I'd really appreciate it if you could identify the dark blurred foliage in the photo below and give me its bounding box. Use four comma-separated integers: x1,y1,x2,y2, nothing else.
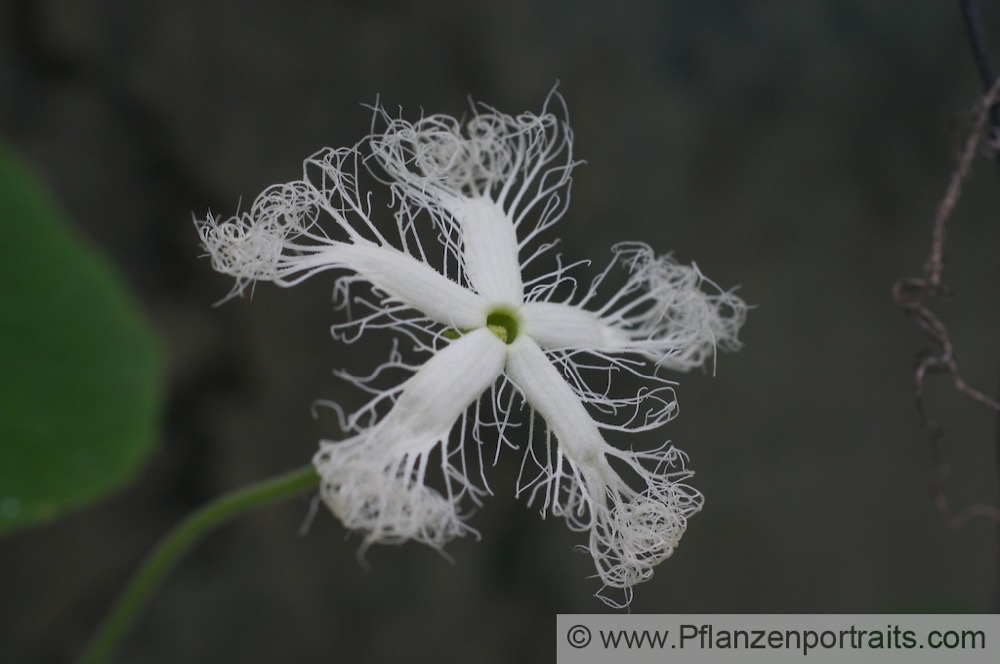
1,2,999,662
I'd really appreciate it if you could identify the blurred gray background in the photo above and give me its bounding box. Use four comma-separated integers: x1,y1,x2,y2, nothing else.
2,1,999,662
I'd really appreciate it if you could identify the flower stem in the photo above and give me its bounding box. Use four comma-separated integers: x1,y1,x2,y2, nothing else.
80,464,320,664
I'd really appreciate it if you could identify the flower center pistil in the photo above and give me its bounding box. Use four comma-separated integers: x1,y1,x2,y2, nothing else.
486,307,520,344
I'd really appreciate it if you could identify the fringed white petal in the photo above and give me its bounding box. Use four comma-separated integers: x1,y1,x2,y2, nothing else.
316,457,472,549
590,471,703,599
505,335,702,602
520,301,630,350
314,328,507,549
524,243,747,372
368,91,576,301
450,197,524,304
375,328,506,446
505,336,611,474
330,242,489,329
198,200,489,326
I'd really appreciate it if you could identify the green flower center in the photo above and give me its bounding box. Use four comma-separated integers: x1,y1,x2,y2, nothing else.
486,308,519,344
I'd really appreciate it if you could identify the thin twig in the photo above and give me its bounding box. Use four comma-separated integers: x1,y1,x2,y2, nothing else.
959,0,1000,173
891,76,1000,529
892,75,1000,410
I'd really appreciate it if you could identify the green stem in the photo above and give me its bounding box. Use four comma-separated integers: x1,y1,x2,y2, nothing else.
80,464,320,664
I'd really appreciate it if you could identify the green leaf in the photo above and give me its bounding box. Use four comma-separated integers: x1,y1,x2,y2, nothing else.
0,143,164,536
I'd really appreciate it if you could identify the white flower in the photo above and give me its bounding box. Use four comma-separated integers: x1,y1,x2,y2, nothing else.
197,91,746,606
